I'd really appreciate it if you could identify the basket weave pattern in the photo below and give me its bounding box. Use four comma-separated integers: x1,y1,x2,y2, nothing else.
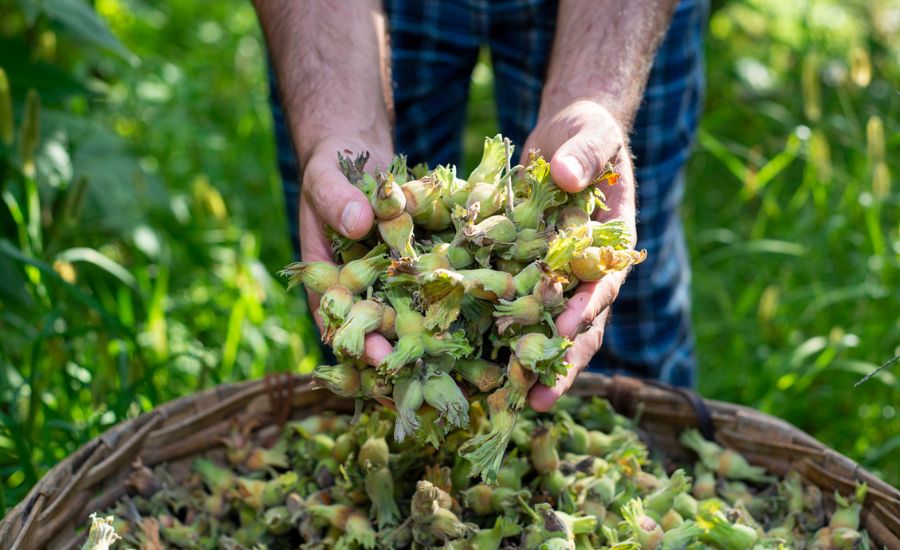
2,374,898,549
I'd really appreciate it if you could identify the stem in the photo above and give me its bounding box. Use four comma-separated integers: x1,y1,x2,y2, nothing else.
505,137,514,216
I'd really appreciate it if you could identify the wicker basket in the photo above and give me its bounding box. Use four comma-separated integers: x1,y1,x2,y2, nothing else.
2,373,898,549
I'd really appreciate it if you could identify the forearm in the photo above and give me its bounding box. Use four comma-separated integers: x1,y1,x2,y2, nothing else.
540,0,679,128
253,0,393,162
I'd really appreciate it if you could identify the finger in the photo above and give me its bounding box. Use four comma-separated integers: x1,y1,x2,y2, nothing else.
307,293,324,333
554,271,626,338
550,129,624,193
303,154,375,239
362,332,393,367
529,309,610,411
299,193,337,264
519,135,541,167
591,148,636,230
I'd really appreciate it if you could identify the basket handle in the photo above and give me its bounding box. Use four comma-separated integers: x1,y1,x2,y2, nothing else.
264,372,296,427
610,375,717,441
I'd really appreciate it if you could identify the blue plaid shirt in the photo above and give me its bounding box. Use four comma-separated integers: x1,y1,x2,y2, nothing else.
270,0,708,387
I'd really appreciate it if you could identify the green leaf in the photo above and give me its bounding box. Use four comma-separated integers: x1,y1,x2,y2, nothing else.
0,254,32,308
0,239,131,335
16,0,41,25
0,67,12,146
41,111,160,233
0,38,87,104
41,0,132,60
55,247,137,290
697,129,747,183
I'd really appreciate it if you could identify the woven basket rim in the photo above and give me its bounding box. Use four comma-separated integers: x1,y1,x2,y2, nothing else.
1,372,897,549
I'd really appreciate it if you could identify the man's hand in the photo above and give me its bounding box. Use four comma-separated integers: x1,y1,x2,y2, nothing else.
253,0,394,366
522,101,637,411
519,0,680,410
299,138,394,367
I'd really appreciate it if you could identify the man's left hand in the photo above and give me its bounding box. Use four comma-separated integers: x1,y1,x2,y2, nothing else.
521,99,638,411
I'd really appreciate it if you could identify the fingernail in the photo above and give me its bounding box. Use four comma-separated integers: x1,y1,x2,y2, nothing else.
560,155,584,185
341,202,363,235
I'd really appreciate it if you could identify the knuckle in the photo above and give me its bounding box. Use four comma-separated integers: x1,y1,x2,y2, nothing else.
574,135,613,172
302,157,334,194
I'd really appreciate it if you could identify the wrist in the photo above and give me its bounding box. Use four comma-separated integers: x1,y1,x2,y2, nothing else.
537,92,632,132
295,119,393,169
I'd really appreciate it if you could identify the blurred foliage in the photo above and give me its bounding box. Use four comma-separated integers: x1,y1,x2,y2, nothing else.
0,0,897,512
689,0,898,485
0,0,318,510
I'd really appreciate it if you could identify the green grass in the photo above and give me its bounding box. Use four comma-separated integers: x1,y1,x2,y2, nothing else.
0,0,897,512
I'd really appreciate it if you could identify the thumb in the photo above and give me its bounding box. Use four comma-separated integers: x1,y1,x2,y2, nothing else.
549,131,622,193
303,153,375,240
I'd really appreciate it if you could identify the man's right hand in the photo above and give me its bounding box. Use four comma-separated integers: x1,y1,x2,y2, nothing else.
253,1,394,365
299,137,394,367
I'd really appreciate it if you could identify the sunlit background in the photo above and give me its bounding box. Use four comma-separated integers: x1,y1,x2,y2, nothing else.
0,0,897,510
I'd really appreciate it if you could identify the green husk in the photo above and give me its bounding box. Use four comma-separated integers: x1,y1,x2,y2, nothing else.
365,464,401,528
424,199,453,231
505,355,539,411
645,469,692,518
389,153,411,184
555,205,591,232
465,135,512,220
435,164,469,209
339,244,391,294
544,225,592,273
532,262,568,312
379,212,417,258
513,333,573,386
468,135,510,187
308,504,377,549
453,358,505,392
459,387,519,484
496,455,531,490
531,424,561,474
423,371,470,430
569,246,647,282
697,510,759,550
360,368,392,398
622,498,665,550
402,175,442,222
589,219,633,249
660,519,704,549
507,228,553,262
393,375,425,443
514,261,543,296
680,429,774,483
463,215,517,247
372,171,408,220
422,330,473,358
830,483,867,530
280,261,340,294
318,284,355,343
468,516,522,550
511,153,566,230
92,382,873,550
311,363,361,397
263,506,292,535
459,268,515,301
379,333,426,376
81,514,121,550
493,294,544,334
332,299,389,358
419,268,466,330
